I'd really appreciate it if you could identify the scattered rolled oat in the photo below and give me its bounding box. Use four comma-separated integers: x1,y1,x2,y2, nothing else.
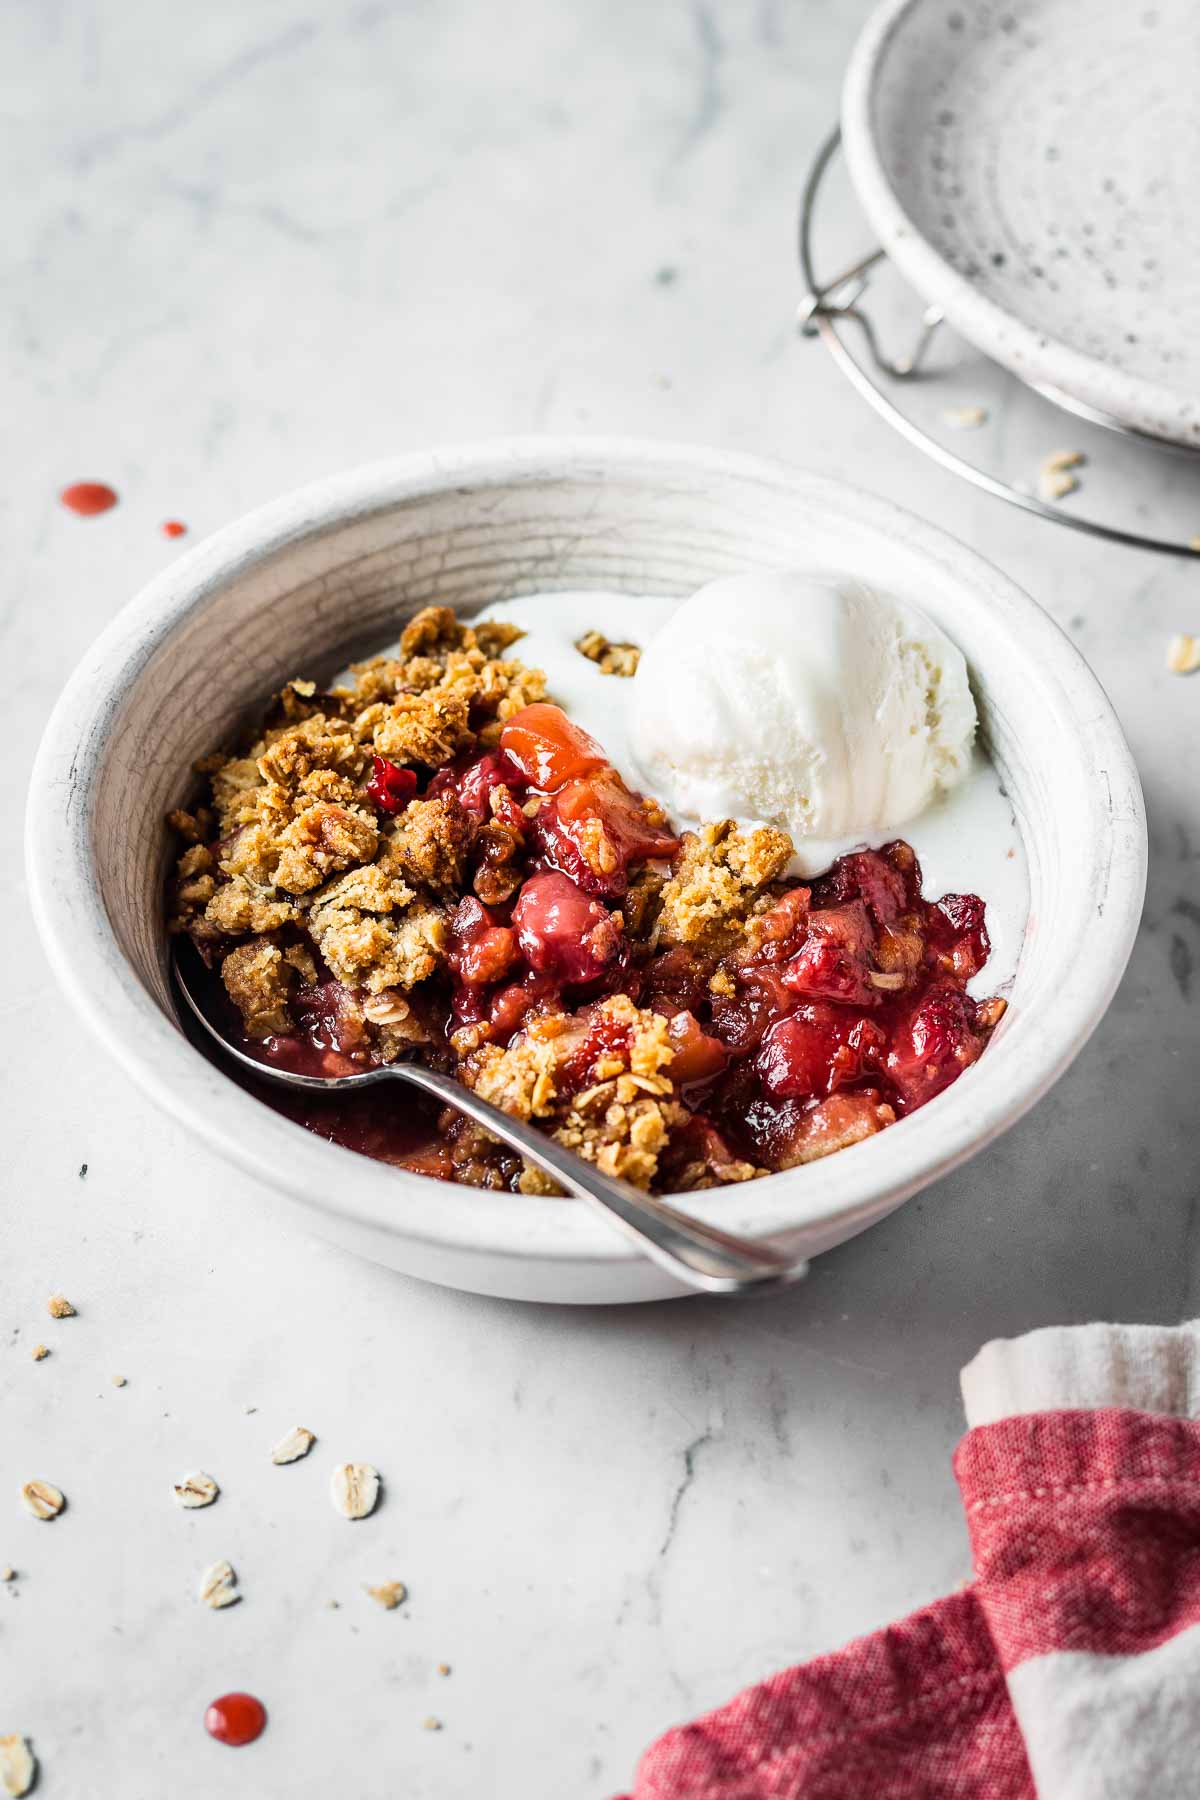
111,1375,127,1388
46,1295,76,1319
20,1480,65,1522
1038,466,1078,501
422,1717,443,1732
174,1472,219,1509
1,1567,15,1582
330,1463,380,1520
30,1345,49,1363
270,1425,316,1465
1036,449,1086,503
0,1736,35,1798
436,1662,452,1677
1167,633,1200,675
366,1580,407,1610
575,629,641,678
198,1558,241,1609
942,404,988,429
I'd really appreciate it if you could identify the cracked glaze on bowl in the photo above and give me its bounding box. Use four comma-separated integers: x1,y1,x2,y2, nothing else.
26,440,1146,1302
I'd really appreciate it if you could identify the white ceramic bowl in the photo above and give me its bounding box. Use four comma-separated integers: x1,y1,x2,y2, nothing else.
27,440,1145,1304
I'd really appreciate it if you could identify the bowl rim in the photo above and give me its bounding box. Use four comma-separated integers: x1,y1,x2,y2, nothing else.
26,435,1147,1271
840,0,1200,448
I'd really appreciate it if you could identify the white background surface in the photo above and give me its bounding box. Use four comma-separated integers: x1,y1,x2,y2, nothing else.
4,3,1198,1796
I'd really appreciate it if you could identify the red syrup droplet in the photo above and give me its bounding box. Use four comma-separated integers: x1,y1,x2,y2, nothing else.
60,481,118,516
162,519,188,538
204,1692,267,1747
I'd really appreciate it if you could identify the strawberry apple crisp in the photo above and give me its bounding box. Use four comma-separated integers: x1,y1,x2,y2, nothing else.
167,605,1006,1195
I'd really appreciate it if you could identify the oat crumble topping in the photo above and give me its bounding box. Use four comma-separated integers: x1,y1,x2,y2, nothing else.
942,405,988,430
575,628,642,677
0,1737,35,1799
270,1425,316,1465
166,604,1005,1196
331,1462,380,1520
198,1558,241,1609
174,1472,219,1509
1038,449,1085,503
1167,633,1200,675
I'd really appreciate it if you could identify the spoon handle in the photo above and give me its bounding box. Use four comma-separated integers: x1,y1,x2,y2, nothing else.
392,1062,807,1296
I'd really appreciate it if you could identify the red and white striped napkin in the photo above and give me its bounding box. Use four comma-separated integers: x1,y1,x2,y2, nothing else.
622,1322,1200,1799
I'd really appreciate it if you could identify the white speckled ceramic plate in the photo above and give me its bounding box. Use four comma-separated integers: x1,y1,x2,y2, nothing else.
842,0,1200,446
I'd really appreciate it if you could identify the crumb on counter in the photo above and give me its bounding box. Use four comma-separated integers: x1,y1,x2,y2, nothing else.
942,405,988,429
366,1580,408,1610
31,1345,49,1363
46,1295,76,1319
1167,633,1200,675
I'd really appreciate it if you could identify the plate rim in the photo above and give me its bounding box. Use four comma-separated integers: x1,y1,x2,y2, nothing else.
840,0,1200,449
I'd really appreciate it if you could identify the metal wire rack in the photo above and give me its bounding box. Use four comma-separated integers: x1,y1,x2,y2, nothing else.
797,128,1200,560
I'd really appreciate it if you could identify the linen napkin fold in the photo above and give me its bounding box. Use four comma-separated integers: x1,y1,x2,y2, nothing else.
622,1321,1200,1800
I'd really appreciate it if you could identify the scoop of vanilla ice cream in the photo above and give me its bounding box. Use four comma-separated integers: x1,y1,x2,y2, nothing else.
628,571,975,866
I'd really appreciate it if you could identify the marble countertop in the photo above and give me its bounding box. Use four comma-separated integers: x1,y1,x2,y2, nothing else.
4,2,1197,1794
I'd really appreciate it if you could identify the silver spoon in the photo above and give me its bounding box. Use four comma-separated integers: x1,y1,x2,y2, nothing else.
172,951,807,1297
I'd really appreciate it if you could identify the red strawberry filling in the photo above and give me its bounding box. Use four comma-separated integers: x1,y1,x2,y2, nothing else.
365,756,418,814
197,698,1003,1188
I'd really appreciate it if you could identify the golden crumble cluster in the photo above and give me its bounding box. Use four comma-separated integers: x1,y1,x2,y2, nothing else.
575,629,642,678
170,607,540,1007
654,819,794,955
